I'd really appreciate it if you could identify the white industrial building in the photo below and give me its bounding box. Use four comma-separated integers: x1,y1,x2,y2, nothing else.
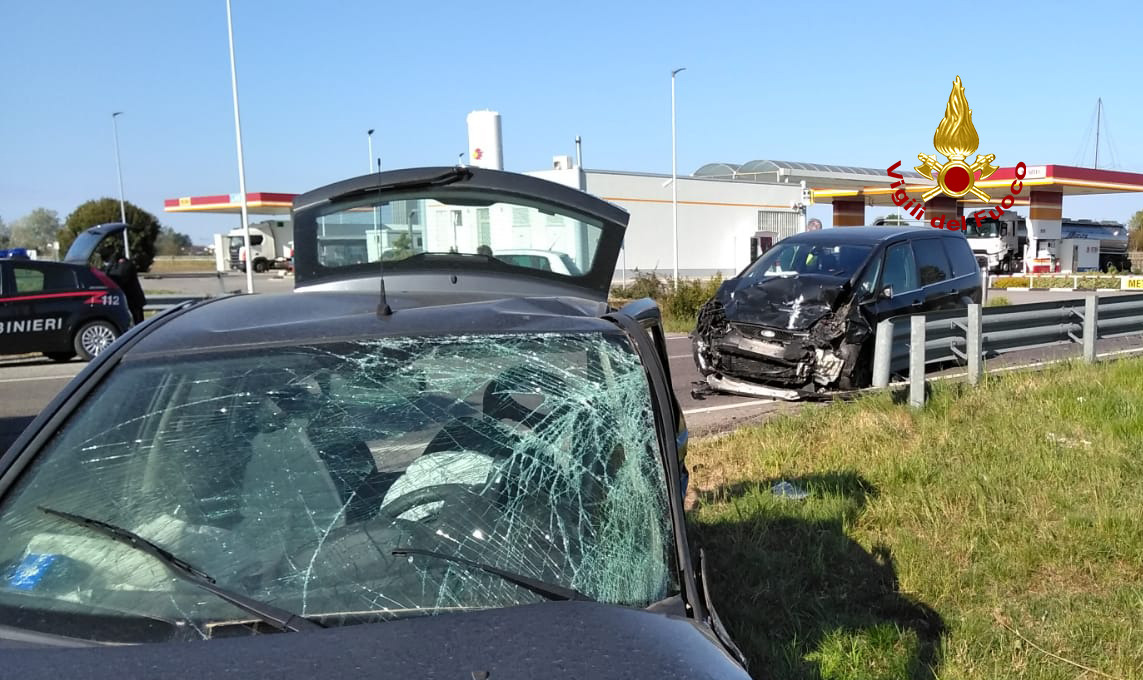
459,110,810,280
179,110,810,280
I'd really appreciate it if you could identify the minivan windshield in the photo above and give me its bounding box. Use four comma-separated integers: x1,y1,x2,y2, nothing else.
741,241,873,281
0,333,677,643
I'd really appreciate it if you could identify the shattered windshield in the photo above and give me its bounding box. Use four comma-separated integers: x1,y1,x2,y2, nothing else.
742,242,872,281
0,332,676,642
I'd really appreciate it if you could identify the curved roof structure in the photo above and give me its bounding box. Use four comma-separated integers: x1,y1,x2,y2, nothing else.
694,159,927,187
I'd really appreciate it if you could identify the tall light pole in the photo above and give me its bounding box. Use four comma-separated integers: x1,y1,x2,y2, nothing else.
367,129,375,173
111,112,130,255
671,67,686,289
225,0,254,294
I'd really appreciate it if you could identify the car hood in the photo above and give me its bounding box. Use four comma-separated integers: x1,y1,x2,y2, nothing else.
290,166,628,303
719,273,850,331
0,601,750,680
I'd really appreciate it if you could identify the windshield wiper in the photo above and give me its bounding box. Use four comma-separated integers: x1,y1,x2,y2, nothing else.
392,547,594,602
37,507,323,633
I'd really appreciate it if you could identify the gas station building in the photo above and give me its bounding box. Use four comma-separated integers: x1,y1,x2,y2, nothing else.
696,160,1143,273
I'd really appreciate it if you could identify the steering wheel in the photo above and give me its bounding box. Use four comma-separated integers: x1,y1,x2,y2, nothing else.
482,365,576,433
375,483,491,523
422,415,520,459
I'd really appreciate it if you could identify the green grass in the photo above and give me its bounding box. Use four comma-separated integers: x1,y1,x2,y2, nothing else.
687,358,1143,679
984,296,1011,307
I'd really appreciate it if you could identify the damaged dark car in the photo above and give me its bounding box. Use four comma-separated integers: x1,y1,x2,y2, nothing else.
693,227,982,399
0,167,748,679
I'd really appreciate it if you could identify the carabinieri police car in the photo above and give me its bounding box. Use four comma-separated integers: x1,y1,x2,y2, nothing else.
0,254,133,362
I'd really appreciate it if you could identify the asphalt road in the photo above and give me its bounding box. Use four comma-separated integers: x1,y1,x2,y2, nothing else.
2,282,1140,452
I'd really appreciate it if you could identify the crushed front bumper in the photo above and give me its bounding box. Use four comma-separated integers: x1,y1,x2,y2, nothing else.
692,298,867,397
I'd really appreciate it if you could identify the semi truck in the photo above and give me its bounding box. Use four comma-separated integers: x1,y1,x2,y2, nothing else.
964,211,1128,274
226,220,294,273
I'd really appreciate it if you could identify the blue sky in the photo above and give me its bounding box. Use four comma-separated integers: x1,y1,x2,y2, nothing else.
2,0,1141,244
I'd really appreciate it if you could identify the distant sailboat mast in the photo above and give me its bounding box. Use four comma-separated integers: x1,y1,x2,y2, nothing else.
1094,97,1102,169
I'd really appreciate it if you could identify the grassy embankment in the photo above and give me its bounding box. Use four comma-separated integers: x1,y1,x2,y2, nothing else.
687,357,1143,679
146,256,217,274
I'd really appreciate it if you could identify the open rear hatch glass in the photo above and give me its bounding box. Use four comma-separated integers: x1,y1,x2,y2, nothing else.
290,167,628,303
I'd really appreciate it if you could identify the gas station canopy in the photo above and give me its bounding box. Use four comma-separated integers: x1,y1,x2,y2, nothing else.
163,192,296,215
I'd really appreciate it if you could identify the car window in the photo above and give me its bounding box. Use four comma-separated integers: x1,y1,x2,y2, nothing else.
12,266,46,293
855,251,883,298
11,265,75,293
943,236,980,278
880,242,918,293
741,242,872,281
311,194,603,277
912,238,951,286
500,254,551,271
0,333,678,642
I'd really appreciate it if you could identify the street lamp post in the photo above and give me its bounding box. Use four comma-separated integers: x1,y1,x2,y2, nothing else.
367,129,374,173
111,112,130,255
671,67,686,289
225,0,254,294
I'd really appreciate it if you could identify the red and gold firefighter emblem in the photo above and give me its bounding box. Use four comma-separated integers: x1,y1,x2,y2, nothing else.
914,76,999,202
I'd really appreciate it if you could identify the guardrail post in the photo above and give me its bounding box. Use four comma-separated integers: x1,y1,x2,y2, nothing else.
872,319,893,388
980,267,988,305
909,315,926,408
1083,294,1098,362
967,303,982,385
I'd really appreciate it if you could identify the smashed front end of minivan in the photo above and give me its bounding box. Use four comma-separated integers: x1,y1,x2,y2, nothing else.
691,245,876,401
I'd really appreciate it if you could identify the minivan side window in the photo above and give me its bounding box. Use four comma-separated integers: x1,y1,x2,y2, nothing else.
881,242,918,293
912,239,951,286
943,236,980,278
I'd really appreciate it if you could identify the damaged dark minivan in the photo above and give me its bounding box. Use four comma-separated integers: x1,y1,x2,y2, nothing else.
692,226,982,399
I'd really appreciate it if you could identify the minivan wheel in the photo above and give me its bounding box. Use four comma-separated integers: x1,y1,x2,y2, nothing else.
74,320,119,361
837,341,874,391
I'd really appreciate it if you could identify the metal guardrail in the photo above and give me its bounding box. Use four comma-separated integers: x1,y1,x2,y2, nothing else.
871,293,1143,404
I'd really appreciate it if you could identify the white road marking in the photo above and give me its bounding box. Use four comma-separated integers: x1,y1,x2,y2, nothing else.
683,400,776,415
669,354,691,359
0,375,76,384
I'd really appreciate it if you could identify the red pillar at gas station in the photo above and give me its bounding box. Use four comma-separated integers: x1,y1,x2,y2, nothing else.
832,198,865,227
1026,189,1063,272
922,195,962,224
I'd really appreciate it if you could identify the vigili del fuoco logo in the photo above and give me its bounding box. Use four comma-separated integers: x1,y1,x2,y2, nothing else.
886,76,1027,230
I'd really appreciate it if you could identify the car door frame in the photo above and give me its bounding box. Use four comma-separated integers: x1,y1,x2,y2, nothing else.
603,303,746,669
868,238,925,320
911,236,960,311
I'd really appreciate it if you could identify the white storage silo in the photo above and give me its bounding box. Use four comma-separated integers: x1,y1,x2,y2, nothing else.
466,110,503,170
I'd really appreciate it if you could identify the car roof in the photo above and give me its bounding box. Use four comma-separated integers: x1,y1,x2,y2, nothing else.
0,258,89,271
782,226,955,245
123,291,624,359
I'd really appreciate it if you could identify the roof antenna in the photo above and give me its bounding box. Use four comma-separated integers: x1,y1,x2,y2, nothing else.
375,179,392,317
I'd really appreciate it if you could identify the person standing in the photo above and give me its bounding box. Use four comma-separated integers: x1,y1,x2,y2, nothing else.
107,254,147,324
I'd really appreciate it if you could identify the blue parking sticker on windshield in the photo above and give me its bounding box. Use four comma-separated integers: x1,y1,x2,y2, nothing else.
5,553,59,590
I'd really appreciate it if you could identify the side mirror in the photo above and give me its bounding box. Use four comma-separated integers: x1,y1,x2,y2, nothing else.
881,285,894,299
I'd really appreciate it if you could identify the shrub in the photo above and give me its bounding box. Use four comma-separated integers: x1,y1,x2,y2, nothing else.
1029,276,1073,289
984,296,1010,307
992,276,1030,288
662,273,724,320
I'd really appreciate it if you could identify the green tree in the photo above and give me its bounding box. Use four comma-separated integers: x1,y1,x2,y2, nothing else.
155,226,194,256
1128,209,1143,252
10,208,61,252
0,215,8,249
60,198,162,272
